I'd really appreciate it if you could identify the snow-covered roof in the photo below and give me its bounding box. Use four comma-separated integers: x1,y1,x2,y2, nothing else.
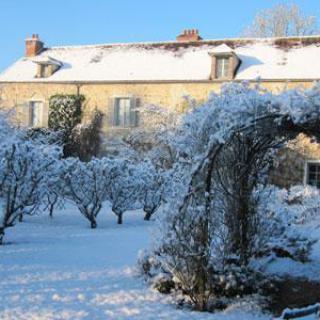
31,55,63,66
1,36,320,82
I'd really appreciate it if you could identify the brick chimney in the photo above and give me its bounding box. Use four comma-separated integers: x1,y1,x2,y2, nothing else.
176,29,202,42
25,34,44,57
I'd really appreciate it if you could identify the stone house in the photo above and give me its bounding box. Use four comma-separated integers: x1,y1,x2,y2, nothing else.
1,30,320,187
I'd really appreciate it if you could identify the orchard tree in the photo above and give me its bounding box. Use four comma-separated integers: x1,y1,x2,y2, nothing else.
108,160,145,224
43,162,64,218
0,141,59,244
125,104,181,169
60,158,113,228
243,3,318,37
140,161,163,221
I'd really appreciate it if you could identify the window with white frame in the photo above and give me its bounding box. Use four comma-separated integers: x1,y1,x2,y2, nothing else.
29,101,43,127
305,161,320,188
216,56,230,79
114,97,138,128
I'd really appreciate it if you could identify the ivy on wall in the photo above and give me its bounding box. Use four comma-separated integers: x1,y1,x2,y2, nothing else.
48,94,84,138
48,94,85,157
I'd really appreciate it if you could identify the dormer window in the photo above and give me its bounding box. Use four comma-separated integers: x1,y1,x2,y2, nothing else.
37,64,58,78
31,56,63,78
209,44,241,80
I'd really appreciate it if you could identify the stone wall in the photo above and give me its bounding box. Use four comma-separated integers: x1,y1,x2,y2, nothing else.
1,79,319,187
0,80,316,128
269,134,320,188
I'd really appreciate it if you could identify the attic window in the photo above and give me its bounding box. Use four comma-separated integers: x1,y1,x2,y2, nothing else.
36,63,60,78
32,56,62,78
216,56,230,79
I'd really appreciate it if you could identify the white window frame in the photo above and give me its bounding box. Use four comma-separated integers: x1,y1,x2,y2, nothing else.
28,100,44,127
112,96,138,128
304,160,320,186
216,56,230,79
114,97,131,128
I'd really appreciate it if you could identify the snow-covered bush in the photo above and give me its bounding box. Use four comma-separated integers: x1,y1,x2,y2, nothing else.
70,110,103,161
253,185,319,264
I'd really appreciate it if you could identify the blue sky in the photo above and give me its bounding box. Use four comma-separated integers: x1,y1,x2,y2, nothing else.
0,0,319,72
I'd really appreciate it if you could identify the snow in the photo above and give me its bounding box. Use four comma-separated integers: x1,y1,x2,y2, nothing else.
278,303,320,320
209,44,234,54
31,55,63,66
263,220,320,281
256,186,320,281
1,37,320,82
0,204,270,319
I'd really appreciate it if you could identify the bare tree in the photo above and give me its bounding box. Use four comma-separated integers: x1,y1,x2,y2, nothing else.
141,161,163,221
0,142,57,244
60,158,111,229
243,3,318,37
108,160,144,224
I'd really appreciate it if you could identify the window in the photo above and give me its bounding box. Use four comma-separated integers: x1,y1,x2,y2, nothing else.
305,161,320,188
216,57,230,79
34,57,62,78
114,98,138,128
29,101,43,127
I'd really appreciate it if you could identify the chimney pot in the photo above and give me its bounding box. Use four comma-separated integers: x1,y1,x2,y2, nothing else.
176,29,203,42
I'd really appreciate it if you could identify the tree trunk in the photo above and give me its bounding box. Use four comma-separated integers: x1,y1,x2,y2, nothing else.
90,219,97,229
144,210,153,221
0,227,5,245
117,212,123,224
49,204,54,218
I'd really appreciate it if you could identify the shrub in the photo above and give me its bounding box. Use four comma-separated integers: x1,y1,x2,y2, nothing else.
71,110,103,161
48,94,84,157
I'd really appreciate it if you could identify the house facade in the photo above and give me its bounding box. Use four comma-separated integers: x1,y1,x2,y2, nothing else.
1,30,320,187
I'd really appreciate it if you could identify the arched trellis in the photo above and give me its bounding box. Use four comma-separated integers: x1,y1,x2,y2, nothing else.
158,83,320,310
172,109,320,309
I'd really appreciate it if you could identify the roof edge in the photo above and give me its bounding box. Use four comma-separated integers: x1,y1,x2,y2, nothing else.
48,35,320,50
0,79,319,85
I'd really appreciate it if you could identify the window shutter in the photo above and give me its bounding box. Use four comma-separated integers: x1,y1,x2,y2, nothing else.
107,97,116,128
19,101,31,126
34,101,44,127
130,97,140,127
41,101,48,127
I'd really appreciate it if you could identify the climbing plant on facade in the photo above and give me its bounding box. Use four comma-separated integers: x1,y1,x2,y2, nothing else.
48,94,85,157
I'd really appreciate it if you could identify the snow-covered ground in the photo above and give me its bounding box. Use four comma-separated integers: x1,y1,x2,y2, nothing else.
264,223,320,282
0,205,270,320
